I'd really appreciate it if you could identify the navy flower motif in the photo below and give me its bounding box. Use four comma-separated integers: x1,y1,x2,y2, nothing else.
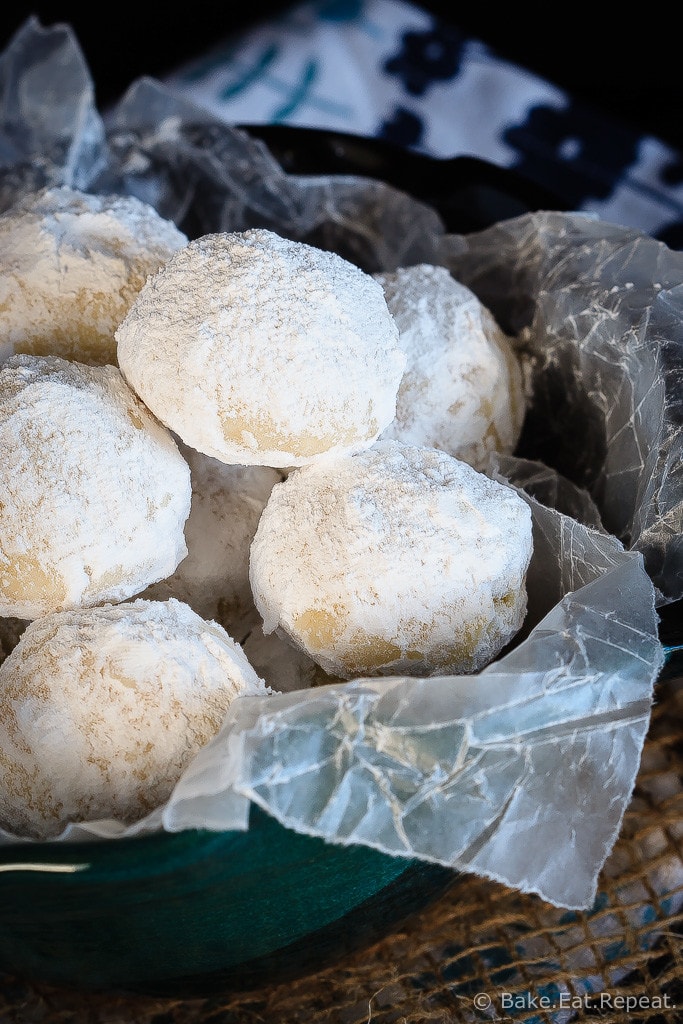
504,103,639,207
378,107,423,149
384,25,465,97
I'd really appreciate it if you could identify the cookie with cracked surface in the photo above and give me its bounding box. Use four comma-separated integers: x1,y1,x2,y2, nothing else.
116,229,405,467
0,599,266,839
0,186,187,366
250,440,533,678
376,264,524,469
0,355,191,618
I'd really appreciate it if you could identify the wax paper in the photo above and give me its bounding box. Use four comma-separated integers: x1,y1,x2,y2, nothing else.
443,216,683,603
0,19,675,908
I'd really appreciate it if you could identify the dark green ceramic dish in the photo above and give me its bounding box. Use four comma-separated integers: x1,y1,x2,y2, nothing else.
0,129,569,997
0,804,453,995
0,129,522,997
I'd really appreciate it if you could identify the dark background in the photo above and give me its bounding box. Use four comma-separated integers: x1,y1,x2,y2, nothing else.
1,2,682,154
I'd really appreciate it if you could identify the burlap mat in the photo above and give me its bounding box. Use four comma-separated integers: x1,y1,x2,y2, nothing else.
1,665,681,1024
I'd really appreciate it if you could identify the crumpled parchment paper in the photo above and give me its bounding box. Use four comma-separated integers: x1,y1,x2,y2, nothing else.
0,19,676,909
443,217,683,604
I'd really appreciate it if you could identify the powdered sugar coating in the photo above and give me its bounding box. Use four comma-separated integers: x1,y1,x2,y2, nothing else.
375,265,525,470
250,441,533,678
0,186,187,366
116,230,406,467
0,599,267,839
0,355,192,618
142,443,281,636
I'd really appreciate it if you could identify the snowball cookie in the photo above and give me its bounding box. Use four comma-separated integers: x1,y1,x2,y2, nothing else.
250,441,533,678
375,265,525,470
0,599,267,839
142,444,281,636
0,186,187,366
0,355,192,619
116,229,406,467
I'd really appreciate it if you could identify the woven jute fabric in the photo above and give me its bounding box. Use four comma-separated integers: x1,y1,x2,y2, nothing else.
2,669,682,1024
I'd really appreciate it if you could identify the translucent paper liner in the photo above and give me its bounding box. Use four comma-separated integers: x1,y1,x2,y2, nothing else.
0,19,676,909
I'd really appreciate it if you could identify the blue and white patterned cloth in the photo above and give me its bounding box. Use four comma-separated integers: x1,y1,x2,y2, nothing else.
166,0,683,248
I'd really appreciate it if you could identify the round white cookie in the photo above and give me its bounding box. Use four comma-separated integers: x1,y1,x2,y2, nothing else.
116,229,405,467
142,443,281,636
0,355,191,618
0,599,266,839
375,264,525,470
0,186,187,366
250,441,533,678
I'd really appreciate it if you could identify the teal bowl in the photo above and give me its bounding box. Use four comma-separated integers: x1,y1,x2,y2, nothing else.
0,127,559,997
0,804,453,995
